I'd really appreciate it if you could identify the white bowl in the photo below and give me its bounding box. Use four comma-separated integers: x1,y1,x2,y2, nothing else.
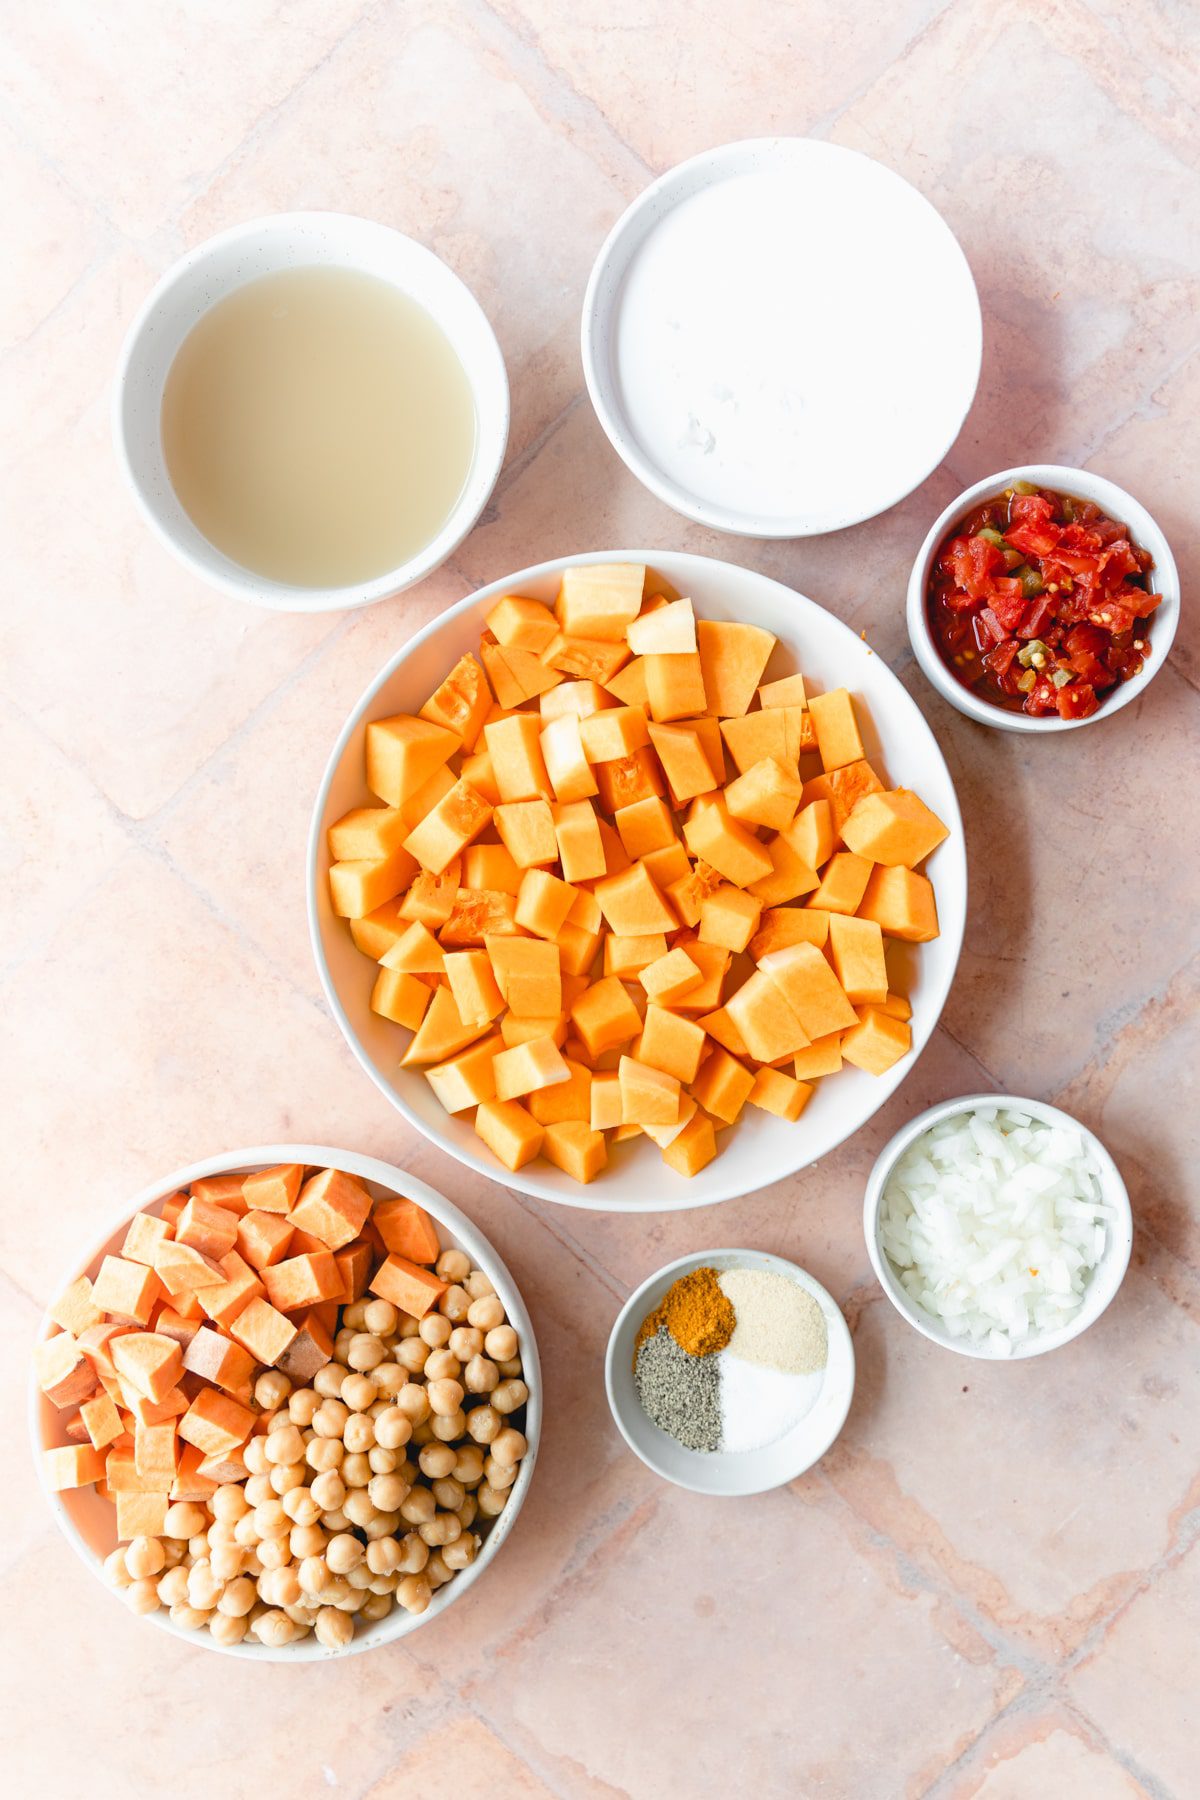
308,548,968,1212
112,213,509,613
30,1144,540,1661
907,464,1179,733
863,1095,1133,1360
604,1249,855,1495
581,138,981,537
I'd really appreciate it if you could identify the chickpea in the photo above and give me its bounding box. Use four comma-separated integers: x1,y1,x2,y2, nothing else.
436,1248,471,1284
258,1537,291,1571
366,1536,403,1576
439,1284,470,1323
397,1573,432,1615
321,1576,358,1611
347,1334,386,1372
264,1424,305,1466
242,1436,270,1476
270,1464,307,1499
456,1496,478,1531
364,1511,401,1541
410,1421,436,1448
314,1363,345,1398
157,1565,189,1607
103,1547,131,1588
464,1355,498,1395
418,1442,457,1480
418,1312,452,1349
396,1338,429,1375
163,1502,207,1540
483,1454,517,1491
344,1413,376,1455
343,1489,378,1530
218,1575,258,1617
124,1577,161,1615
430,1408,467,1443
362,1298,397,1336
395,1533,429,1574
368,1446,398,1476
288,1387,321,1427
466,1294,504,1332
424,1348,461,1383
432,1476,465,1512
427,1378,464,1418
290,1523,326,1560
315,1606,354,1651
360,1591,394,1622
453,1445,485,1486
442,1533,477,1571
244,1473,274,1508
464,1270,495,1301
211,1484,249,1524
374,1406,413,1451
326,1533,363,1575
396,1313,421,1339
322,1507,351,1533
491,1427,528,1468
371,1362,407,1399
254,1499,290,1541
334,1328,356,1359
395,1386,431,1426
282,1486,322,1527
341,1372,376,1412
368,1472,409,1513
343,1299,369,1330
484,1325,518,1363
211,1544,245,1582
476,1484,508,1518
306,1437,344,1474
497,1358,523,1380
259,1565,302,1609
448,1326,483,1361
186,1563,224,1611
466,1404,501,1445
310,1470,346,1513
400,1486,436,1526
298,1555,331,1595
425,1550,453,1589
255,1368,292,1412
162,1539,187,1568
234,1512,261,1549
493,1379,529,1416
170,1602,212,1631
209,1611,248,1648
251,1610,295,1648
125,1536,165,1580
419,1513,462,1547
313,1399,349,1439
342,1451,372,1489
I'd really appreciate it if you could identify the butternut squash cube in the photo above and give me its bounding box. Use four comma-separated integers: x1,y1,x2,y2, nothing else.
594,747,664,814
539,713,600,803
698,885,762,953
349,896,410,960
481,640,562,707
646,721,718,802
878,991,913,1021
499,1012,568,1049
639,947,703,1006
371,967,432,1030
802,760,885,835
543,632,631,685
725,969,811,1062
665,939,730,1015
366,715,460,806
683,797,773,888
474,1099,544,1172
460,748,501,806
840,1008,912,1075
841,789,950,867
493,1036,571,1102
698,1005,750,1058
789,800,835,872
463,843,523,897
570,977,643,1058
618,1055,681,1126
528,1057,592,1125
661,1111,718,1177
485,935,562,1017
758,941,858,1039
690,1046,756,1124
328,806,409,863
553,799,607,883
644,652,707,722
627,596,696,655
580,706,650,762
589,1071,622,1131
605,656,649,712
696,619,776,717
720,707,808,775
420,653,492,748
639,841,691,888
329,846,416,919
725,756,804,831
604,932,668,978
555,921,603,977
750,906,830,959
481,714,548,803
744,823,821,907
540,1120,608,1184
793,1032,844,1079
827,914,889,1005
403,780,492,875
614,796,677,859
425,1036,501,1114
486,595,558,653
556,562,645,641
593,863,677,936
807,851,874,916
541,680,613,722
440,889,520,946
808,688,864,771
514,868,577,941
399,863,460,927
381,919,444,974
758,672,808,709
494,799,558,867
443,949,505,1026
748,1067,814,1121
400,986,490,1066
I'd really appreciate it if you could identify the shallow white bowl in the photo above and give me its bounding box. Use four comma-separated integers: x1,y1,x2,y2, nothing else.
604,1249,855,1495
581,138,981,538
863,1095,1133,1359
30,1145,540,1661
113,212,509,613
308,548,967,1212
907,464,1179,733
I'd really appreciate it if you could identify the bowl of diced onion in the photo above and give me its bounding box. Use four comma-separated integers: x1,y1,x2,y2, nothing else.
863,1095,1132,1359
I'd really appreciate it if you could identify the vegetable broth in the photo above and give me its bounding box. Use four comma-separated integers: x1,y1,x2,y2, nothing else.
162,267,477,587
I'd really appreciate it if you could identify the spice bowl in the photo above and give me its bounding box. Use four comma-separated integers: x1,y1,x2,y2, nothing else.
907,463,1179,734
605,1250,855,1497
864,1095,1133,1360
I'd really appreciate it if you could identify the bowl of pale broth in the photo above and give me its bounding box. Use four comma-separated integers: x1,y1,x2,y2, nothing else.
113,213,509,611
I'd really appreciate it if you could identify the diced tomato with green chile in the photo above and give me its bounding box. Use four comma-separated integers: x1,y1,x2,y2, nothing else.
925,484,1160,720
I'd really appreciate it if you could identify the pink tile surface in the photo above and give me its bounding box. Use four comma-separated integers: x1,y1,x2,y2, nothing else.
4,3,1197,1796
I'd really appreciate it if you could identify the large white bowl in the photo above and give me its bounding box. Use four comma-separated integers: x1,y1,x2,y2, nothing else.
863,1095,1133,1359
113,213,509,613
308,550,967,1211
30,1145,540,1661
907,464,1179,734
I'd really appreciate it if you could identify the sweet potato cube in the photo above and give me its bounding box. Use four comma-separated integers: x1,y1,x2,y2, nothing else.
228,1296,298,1367
111,1332,184,1404
540,1120,608,1184
403,779,492,876
182,1326,256,1393
195,1251,265,1329
553,799,607,882
134,1420,179,1489
593,863,677,936
486,935,562,1018
262,1244,343,1312
840,1008,913,1075
696,886,759,954
691,1046,756,1124
638,1005,707,1084
856,864,939,942
290,1168,373,1253
759,673,808,709
618,1056,681,1127
793,1032,845,1079
370,1255,447,1318
494,799,558,868
366,714,460,807
114,1490,167,1538
725,757,803,831
48,1275,102,1338
646,721,719,803
802,760,885,836
35,1332,99,1409
91,1255,164,1326
76,1321,129,1380
241,1163,303,1216
661,1111,718,1177
556,563,645,641
808,689,864,771
808,851,874,916
176,1196,239,1261
570,977,643,1058
493,1036,571,1102
420,652,493,748
171,1441,219,1503
750,907,830,958
177,1388,255,1458
277,1309,336,1384
160,1192,187,1226
748,1067,814,1122
333,1242,373,1306
371,1198,439,1265
328,805,410,863
589,1071,622,1131
79,1391,123,1451
841,789,949,868
329,846,417,919
152,1239,226,1297
640,948,702,1007
684,797,773,888
644,652,706,722
474,1099,545,1173
119,1381,188,1427
121,1213,173,1269
487,594,559,653
697,619,776,717
43,1443,106,1491
725,970,811,1063
828,914,889,1005
759,942,858,1039
788,800,835,873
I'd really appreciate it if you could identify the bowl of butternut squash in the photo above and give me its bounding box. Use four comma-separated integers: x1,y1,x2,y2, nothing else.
308,552,966,1210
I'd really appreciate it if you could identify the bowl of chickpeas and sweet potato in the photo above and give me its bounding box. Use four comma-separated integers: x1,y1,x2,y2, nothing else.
30,1145,540,1660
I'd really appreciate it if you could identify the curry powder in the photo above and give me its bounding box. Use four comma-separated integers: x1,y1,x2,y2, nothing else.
634,1265,735,1361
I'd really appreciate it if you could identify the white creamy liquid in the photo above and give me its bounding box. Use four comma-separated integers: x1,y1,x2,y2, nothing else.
611,162,977,527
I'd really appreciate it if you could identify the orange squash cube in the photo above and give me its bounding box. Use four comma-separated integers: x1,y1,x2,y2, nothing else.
349,896,412,961
840,1008,913,1075
543,631,630,685
553,799,607,882
328,805,410,863
698,885,762,953
758,673,808,709
115,1490,168,1538
570,977,643,1059
640,947,702,1007
808,688,864,770
493,1036,571,1102
828,914,889,1004
594,747,665,814
841,788,950,867
589,1071,622,1131
487,594,558,652
661,1111,718,1177
638,842,691,889
697,1006,750,1058
401,986,490,1066
556,562,645,641
278,1309,336,1384
494,799,558,868
750,906,830,958
788,800,835,872
329,846,416,920
371,966,433,1030
855,864,939,942
541,679,614,722
618,1056,681,1127
474,1099,545,1173
580,706,649,763
664,939,730,1016
420,652,493,747
403,779,492,876
690,1046,755,1124
462,843,522,897
646,721,719,802
486,935,562,1017
644,652,707,722
499,1012,567,1050
793,1032,845,1078
807,851,874,916
748,1067,814,1122
604,655,649,711
540,1120,608,1183
439,949,501,1028
528,1057,592,1126
725,756,803,831
696,619,776,717
725,969,811,1063
484,713,552,802
637,1005,707,1083
604,932,668,978
365,714,459,807
720,707,807,774
481,639,563,708
382,920,446,975
424,1031,501,1111
758,942,858,1040
593,862,677,936
802,760,885,836
683,797,773,888
540,713,599,804
513,868,576,940
744,826,821,907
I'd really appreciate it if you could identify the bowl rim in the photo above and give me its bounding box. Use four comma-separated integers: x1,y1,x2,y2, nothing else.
306,545,968,1212
603,1247,856,1495
906,462,1180,734
580,136,983,539
862,1093,1134,1359
28,1142,541,1661
111,210,510,614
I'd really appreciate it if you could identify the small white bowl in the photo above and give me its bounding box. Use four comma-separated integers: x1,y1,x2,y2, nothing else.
605,1249,855,1496
308,548,967,1212
863,1095,1133,1360
113,213,509,613
30,1144,540,1661
907,464,1179,733
581,138,981,538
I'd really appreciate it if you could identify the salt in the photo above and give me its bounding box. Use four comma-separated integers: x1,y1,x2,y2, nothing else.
717,1352,824,1453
